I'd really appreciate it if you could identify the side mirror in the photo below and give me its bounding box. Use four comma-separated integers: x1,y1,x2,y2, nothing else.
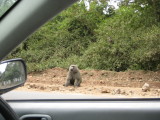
0,58,27,95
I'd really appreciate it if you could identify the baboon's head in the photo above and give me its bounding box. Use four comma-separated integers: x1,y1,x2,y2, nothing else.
69,65,78,73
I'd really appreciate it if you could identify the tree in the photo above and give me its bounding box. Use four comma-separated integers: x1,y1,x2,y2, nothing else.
134,0,160,22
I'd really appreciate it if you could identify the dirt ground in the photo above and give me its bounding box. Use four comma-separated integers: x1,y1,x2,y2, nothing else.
17,67,160,98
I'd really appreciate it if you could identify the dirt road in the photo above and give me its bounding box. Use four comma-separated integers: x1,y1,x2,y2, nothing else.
17,67,160,98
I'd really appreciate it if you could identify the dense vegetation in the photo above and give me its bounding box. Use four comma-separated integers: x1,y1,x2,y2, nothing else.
6,0,160,72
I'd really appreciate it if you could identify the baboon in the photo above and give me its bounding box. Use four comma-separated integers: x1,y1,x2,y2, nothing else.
142,83,150,92
64,65,82,87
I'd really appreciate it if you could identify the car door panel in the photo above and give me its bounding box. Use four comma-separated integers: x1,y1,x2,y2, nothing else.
7,100,160,120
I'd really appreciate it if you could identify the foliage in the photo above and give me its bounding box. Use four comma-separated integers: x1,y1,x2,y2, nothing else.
6,0,160,72
130,25,160,70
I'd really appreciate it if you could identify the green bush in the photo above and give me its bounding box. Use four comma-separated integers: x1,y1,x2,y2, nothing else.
130,25,160,70
6,1,160,72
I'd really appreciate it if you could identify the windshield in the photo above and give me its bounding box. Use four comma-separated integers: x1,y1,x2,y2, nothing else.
2,0,160,100
0,0,18,18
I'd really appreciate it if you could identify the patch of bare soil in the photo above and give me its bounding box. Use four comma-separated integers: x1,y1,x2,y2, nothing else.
16,68,160,98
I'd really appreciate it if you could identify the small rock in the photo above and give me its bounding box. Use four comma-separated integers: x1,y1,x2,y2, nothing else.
88,73,94,76
52,87,59,91
100,80,105,84
138,77,142,80
152,89,159,96
101,72,108,76
82,72,88,76
101,89,110,93
42,74,46,76
129,90,134,95
87,88,92,91
52,75,56,77
121,90,126,95
60,88,65,91
27,85,31,89
40,86,46,90
96,88,102,91
141,93,147,96
111,91,116,95
29,84,37,88
142,83,150,92
152,89,158,92
28,76,33,78
69,88,75,91
115,89,121,94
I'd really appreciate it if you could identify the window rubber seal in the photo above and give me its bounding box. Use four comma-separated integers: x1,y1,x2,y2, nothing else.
0,0,21,21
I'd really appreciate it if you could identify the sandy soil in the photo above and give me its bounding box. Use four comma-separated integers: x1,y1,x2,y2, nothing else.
17,67,160,98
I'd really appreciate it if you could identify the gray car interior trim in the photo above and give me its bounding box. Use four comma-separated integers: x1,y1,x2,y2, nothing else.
20,114,52,120
8,101,160,120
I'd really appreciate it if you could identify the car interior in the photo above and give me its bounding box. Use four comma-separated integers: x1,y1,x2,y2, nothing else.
0,0,160,120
